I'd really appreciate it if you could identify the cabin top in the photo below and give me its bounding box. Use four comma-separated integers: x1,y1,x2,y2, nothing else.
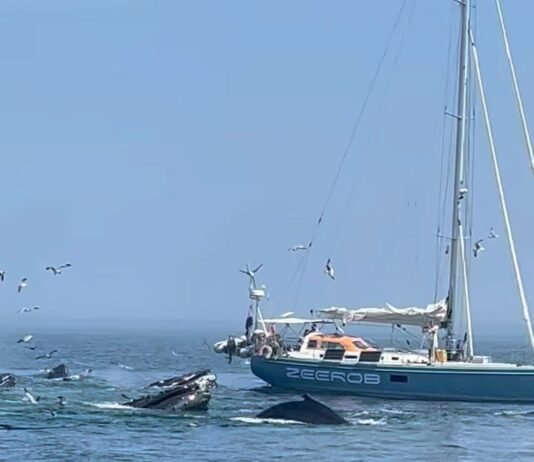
303,333,375,352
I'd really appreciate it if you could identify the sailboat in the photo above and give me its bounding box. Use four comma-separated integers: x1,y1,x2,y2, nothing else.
247,0,534,402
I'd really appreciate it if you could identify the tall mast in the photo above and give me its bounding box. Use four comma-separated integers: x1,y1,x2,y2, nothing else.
446,0,471,342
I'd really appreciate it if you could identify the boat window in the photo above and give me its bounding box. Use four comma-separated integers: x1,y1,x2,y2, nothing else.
307,340,318,349
325,342,345,350
353,340,369,349
359,351,382,362
390,374,408,383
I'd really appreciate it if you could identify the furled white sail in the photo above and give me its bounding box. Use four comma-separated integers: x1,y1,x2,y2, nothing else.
317,298,448,327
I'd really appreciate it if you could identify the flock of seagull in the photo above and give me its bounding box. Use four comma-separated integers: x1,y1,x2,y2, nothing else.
287,226,499,283
287,244,336,280
4,262,75,413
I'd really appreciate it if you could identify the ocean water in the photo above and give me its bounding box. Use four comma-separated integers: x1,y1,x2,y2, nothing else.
1,328,533,462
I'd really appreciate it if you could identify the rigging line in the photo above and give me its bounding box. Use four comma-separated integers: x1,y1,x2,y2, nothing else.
495,0,534,174
279,253,307,306
467,0,478,239
306,0,410,248
458,223,474,358
291,250,311,311
328,0,416,257
288,0,410,310
434,1,459,303
470,29,534,354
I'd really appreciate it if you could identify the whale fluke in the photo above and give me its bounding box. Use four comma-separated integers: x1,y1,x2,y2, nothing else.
256,394,348,425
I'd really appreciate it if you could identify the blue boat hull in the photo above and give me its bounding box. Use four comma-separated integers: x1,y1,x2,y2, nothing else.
251,356,534,402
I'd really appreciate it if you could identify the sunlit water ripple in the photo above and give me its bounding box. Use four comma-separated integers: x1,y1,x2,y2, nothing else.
0,330,533,461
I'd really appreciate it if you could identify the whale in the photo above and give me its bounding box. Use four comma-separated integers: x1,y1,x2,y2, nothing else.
123,369,217,412
146,369,212,389
44,364,70,379
0,373,15,389
256,394,348,425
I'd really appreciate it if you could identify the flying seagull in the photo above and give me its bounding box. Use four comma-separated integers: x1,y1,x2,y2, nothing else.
18,306,40,314
36,349,58,360
17,334,33,344
488,227,499,239
23,387,39,404
45,263,72,275
25,345,37,351
17,278,28,293
0,271,5,282
473,239,485,258
288,244,309,252
324,258,335,280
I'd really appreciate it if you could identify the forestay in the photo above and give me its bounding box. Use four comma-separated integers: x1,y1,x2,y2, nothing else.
316,298,448,327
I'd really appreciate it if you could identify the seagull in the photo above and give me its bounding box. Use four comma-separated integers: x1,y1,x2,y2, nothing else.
36,349,58,360
17,278,28,293
43,408,57,417
324,258,335,280
171,349,179,357
23,387,40,404
25,345,37,351
45,263,72,275
18,306,40,314
17,334,33,344
473,239,485,258
57,396,66,407
488,227,499,239
0,271,5,282
288,244,309,252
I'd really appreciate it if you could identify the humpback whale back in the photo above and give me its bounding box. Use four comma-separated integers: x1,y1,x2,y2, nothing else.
256,394,348,425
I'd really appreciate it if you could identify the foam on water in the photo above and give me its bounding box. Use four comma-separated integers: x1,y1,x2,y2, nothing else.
355,417,387,426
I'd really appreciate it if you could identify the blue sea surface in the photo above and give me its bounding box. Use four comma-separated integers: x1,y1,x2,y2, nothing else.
0,328,533,461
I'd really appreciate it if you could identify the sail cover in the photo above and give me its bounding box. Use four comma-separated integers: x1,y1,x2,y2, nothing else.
317,298,448,327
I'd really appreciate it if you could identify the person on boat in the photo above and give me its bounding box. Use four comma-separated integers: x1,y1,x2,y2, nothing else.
245,314,253,344
301,322,318,339
226,336,237,364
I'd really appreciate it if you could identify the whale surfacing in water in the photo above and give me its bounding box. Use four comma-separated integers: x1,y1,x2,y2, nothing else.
123,370,217,412
256,394,348,425
0,373,15,389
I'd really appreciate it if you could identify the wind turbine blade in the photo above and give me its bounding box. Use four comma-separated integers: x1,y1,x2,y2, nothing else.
253,264,263,274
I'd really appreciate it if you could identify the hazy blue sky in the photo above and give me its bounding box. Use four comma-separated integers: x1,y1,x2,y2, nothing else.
1,1,533,341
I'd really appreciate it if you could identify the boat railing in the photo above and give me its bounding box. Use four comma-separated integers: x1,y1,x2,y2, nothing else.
508,349,534,365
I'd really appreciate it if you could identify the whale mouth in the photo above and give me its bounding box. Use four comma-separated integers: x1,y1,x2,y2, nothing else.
122,369,217,412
